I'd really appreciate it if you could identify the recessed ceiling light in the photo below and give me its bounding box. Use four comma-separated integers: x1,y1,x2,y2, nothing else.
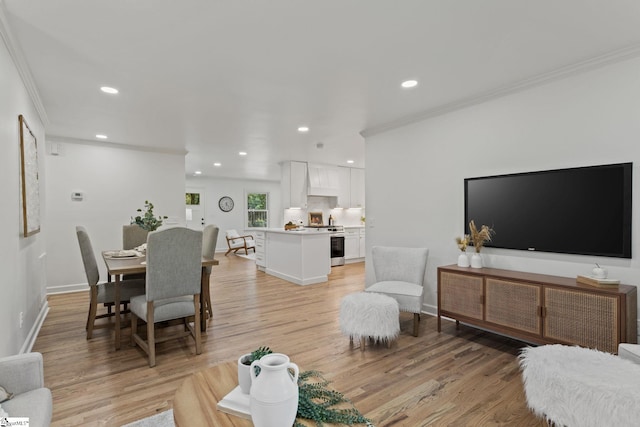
401,80,418,89
100,86,119,94
239,151,247,156
347,160,354,164
95,134,108,139
213,162,221,167
194,170,202,175
298,126,309,133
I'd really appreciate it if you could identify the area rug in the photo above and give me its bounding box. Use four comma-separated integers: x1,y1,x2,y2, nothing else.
121,409,174,427
236,252,256,261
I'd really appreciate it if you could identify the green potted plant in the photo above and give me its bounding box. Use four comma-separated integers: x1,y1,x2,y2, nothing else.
238,346,273,394
131,200,167,231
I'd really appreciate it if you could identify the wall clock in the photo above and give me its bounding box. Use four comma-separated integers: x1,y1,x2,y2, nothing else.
218,196,234,212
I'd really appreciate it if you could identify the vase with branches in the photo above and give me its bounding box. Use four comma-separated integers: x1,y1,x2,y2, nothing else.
468,220,494,268
455,235,470,267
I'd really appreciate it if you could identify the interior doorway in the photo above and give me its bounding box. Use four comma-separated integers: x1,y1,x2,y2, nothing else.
185,188,205,231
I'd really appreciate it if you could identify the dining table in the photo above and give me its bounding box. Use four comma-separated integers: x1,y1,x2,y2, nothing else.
102,250,218,350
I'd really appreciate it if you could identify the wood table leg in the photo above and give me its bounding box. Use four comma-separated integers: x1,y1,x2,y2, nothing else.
114,275,121,350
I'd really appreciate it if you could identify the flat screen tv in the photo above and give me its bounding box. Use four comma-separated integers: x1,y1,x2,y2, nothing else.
464,163,632,258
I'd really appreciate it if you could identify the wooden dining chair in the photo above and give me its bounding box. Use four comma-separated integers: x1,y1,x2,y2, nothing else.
129,227,203,367
202,224,219,321
76,226,145,339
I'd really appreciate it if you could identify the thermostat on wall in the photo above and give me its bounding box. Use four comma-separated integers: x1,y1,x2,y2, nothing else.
71,191,84,201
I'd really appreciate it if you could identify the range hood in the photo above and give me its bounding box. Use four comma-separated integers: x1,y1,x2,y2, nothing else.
307,163,339,197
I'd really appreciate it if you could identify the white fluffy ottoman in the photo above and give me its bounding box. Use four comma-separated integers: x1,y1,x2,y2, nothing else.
519,344,640,427
340,292,399,351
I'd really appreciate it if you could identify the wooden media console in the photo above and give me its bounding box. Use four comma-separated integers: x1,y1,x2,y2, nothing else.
437,265,637,354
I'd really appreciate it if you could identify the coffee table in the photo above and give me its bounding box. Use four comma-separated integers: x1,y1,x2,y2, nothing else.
173,362,327,427
173,361,251,427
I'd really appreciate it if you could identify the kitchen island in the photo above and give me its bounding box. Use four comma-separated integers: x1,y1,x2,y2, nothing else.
261,228,331,285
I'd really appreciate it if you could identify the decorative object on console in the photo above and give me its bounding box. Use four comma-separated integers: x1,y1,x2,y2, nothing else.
131,200,167,231
469,220,494,268
455,235,470,267
592,263,607,279
250,353,299,427
576,275,620,288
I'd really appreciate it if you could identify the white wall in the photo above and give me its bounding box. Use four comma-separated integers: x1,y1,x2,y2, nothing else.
45,139,186,292
186,176,282,251
365,56,640,318
0,23,48,356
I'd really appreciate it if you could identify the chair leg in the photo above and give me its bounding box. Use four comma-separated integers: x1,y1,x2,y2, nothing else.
86,288,98,340
413,313,420,337
130,311,138,346
194,294,202,355
147,302,156,367
360,336,366,352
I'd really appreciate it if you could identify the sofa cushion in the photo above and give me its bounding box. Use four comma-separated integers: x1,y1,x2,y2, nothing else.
2,388,52,427
0,384,12,402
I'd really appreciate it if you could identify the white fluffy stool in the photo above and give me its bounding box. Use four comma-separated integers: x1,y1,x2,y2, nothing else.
340,292,399,351
519,344,640,427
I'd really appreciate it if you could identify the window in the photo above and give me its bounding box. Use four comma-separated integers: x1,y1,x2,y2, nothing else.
247,192,268,228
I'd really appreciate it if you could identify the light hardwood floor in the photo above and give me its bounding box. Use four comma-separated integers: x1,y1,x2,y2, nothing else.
34,256,544,426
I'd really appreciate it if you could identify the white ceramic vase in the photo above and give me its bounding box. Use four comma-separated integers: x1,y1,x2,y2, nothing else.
470,253,483,268
457,252,470,267
238,353,252,394
250,353,299,427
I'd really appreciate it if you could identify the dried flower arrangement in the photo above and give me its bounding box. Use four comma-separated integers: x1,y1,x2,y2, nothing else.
455,235,470,252
469,220,494,253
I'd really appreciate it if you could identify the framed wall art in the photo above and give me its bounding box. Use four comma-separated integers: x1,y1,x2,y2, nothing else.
19,114,40,237
308,211,323,226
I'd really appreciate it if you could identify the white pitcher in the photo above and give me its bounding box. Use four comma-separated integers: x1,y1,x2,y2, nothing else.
250,353,299,427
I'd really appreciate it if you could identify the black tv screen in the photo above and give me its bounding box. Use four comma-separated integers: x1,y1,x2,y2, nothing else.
464,163,632,258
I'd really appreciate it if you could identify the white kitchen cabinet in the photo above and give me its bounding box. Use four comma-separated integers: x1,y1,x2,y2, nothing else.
359,228,366,258
281,161,307,208
264,229,330,285
350,168,365,208
254,231,266,269
336,166,351,208
344,228,359,259
344,227,365,262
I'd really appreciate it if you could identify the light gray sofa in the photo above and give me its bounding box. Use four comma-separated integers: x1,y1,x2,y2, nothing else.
0,352,52,426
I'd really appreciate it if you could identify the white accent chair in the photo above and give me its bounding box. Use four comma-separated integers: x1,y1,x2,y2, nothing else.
0,352,52,427
224,229,256,255
130,227,203,367
364,246,429,337
76,226,145,339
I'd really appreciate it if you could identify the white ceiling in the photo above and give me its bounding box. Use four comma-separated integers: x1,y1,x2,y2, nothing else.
4,1,640,181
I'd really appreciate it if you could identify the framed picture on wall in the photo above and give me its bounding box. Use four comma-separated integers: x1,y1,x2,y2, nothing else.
19,115,40,237
308,211,323,226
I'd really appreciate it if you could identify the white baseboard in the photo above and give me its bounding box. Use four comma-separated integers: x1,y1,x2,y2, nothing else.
47,282,89,295
20,300,49,354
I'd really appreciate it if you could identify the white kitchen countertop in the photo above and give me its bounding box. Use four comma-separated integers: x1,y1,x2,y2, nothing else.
265,228,330,235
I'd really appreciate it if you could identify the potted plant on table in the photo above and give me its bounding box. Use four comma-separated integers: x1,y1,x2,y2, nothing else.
238,346,273,394
455,234,470,267
131,200,168,231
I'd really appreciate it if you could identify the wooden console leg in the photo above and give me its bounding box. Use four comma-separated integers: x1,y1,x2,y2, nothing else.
360,337,365,351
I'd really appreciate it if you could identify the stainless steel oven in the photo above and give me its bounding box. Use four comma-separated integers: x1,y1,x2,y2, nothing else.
330,228,345,266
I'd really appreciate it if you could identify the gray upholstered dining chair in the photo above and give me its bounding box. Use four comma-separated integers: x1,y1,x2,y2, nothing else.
364,246,429,337
129,227,203,367
76,226,145,339
122,224,149,250
202,224,219,321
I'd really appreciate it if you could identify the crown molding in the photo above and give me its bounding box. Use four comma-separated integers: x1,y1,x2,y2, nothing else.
362,43,640,138
46,134,188,156
0,1,49,126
